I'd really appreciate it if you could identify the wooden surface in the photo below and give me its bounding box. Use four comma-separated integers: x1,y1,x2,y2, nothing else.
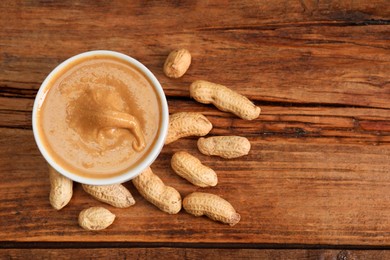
1,0,389,258
1,249,390,260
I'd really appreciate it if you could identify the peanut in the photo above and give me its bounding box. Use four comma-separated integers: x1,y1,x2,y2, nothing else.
78,206,115,231
49,166,73,210
171,151,217,187
163,49,191,78
165,112,212,144
132,167,182,214
190,80,260,120
197,136,251,159
82,184,135,208
183,192,240,226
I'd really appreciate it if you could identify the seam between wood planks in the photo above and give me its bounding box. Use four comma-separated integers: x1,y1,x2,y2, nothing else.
196,19,390,31
1,242,390,250
168,96,390,111
2,94,390,110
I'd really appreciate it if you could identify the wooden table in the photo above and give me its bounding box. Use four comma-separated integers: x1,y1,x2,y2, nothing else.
1,1,389,259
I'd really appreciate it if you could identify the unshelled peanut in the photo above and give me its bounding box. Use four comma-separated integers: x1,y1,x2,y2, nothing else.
164,49,191,78
171,151,217,187
132,167,182,214
165,112,212,144
183,192,240,226
49,166,73,210
190,80,260,120
82,184,135,208
197,136,251,159
78,206,115,231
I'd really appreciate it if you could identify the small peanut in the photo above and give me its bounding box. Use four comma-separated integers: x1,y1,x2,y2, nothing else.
197,136,251,159
183,192,240,226
132,167,182,214
49,166,73,210
190,80,260,120
165,112,212,144
163,49,191,78
78,206,115,231
171,151,217,187
82,184,135,208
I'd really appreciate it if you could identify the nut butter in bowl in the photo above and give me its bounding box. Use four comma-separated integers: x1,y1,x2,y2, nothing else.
32,50,168,185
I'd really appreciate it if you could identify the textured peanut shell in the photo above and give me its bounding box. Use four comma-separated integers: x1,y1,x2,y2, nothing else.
78,207,115,231
183,192,240,226
171,151,217,187
82,184,135,208
49,166,73,210
132,167,182,214
165,112,212,144
190,80,260,120
197,136,251,159
163,49,191,78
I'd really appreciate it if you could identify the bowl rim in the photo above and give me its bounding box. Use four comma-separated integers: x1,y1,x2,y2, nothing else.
32,50,169,185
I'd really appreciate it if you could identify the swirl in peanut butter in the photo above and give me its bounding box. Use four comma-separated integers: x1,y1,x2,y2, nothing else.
67,86,146,152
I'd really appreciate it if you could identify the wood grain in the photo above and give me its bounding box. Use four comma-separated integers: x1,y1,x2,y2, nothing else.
1,1,389,108
0,0,389,249
1,248,390,260
0,127,389,244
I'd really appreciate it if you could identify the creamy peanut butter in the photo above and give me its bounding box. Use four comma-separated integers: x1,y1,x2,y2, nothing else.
37,55,161,178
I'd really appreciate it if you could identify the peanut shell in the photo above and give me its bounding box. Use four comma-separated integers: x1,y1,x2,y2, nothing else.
171,151,217,187
183,192,240,226
132,167,182,214
82,184,135,208
197,136,251,159
165,112,212,144
190,80,260,120
164,49,191,78
78,206,115,231
49,166,73,210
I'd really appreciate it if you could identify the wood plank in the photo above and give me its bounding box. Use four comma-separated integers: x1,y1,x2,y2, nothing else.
1,248,390,260
2,1,389,34
1,98,389,144
0,128,389,245
1,1,389,108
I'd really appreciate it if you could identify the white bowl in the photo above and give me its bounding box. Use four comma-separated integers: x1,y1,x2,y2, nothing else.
32,50,168,185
